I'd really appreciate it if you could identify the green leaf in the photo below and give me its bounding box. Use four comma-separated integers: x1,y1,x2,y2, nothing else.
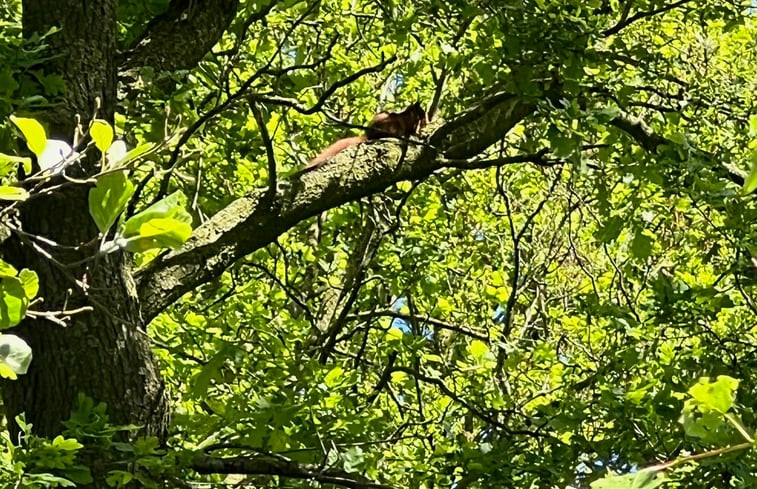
61,466,93,485
680,403,726,441
0,260,18,278
18,269,39,299
52,435,84,450
631,231,653,259
596,105,622,123
0,152,32,178
123,191,191,236
591,469,664,489
10,115,47,157
385,327,404,343
123,218,192,252
88,171,135,233
324,366,344,387
688,375,739,414
121,191,192,251
111,142,152,167
0,276,29,329
468,339,489,359
743,148,757,195
0,185,29,201
90,119,114,153
595,216,624,243
106,470,133,488
0,334,32,380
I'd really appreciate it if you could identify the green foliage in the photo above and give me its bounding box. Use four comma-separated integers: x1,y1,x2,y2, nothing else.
121,191,192,252
0,258,37,330
0,6,60,148
0,397,173,488
1,0,757,488
0,113,193,383
591,470,664,489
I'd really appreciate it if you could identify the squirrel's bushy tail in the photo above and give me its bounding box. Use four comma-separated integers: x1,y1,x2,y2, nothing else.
306,135,367,168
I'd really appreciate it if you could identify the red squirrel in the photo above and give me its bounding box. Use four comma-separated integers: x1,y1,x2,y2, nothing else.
306,102,427,169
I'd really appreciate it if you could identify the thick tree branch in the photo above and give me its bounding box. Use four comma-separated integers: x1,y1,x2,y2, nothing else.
193,453,395,489
120,0,241,73
136,94,535,320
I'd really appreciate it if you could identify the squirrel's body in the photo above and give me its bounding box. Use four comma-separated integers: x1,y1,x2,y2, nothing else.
307,102,426,168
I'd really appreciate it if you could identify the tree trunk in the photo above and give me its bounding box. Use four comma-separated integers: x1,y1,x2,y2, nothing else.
1,0,169,447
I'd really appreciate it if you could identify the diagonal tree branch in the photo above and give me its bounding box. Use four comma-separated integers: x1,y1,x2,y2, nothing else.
610,115,745,186
134,93,746,322
136,94,535,321
119,0,242,73
192,452,395,489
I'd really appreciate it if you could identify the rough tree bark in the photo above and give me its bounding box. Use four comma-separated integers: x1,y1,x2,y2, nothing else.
2,0,241,450
1,0,170,447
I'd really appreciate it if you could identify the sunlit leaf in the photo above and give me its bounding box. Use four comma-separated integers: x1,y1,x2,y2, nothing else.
122,191,192,236
90,119,114,153
18,269,39,299
10,115,46,157
88,171,135,233
688,376,739,414
0,276,28,329
0,260,18,278
590,470,664,489
468,339,489,359
0,152,32,178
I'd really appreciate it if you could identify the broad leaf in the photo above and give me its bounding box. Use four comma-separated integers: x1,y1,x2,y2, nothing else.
688,376,739,414
89,171,135,233
0,260,18,278
121,191,192,251
0,276,28,329
18,269,39,299
123,191,192,236
10,115,46,157
591,470,664,489
123,218,192,252
90,119,113,153
110,142,152,168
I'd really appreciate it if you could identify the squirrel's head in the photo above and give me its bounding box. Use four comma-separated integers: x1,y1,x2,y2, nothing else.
408,102,427,129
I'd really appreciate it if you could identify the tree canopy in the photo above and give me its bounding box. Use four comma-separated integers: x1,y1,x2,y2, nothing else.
0,1,756,488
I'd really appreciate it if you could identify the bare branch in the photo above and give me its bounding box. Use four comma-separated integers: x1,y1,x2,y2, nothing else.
249,101,278,199
603,0,694,36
